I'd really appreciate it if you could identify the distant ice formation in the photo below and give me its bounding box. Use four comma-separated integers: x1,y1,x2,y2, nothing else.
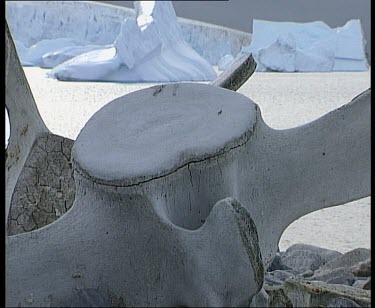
241,19,368,72
14,38,103,68
14,1,216,82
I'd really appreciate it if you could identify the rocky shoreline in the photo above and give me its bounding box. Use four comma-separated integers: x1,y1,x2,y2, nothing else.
251,244,371,307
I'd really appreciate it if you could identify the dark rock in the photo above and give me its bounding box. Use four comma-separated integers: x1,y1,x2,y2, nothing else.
350,258,371,277
353,277,371,289
268,252,291,271
285,243,342,264
265,269,300,287
318,248,370,272
310,267,355,286
281,249,324,272
300,270,314,278
363,278,371,290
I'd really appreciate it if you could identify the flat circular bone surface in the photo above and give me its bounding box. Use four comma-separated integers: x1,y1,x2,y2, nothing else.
73,83,257,186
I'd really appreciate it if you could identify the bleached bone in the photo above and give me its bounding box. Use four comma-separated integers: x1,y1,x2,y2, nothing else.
210,53,257,91
5,22,75,234
4,15,250,236
6,80,370,307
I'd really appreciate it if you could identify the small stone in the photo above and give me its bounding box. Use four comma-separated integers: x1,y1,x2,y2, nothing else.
270,270,297,281
300,270,314,278
363,278,371,290
310,267,355,286
352,277,370,289
268,252,291,271
350,258,371,277
264,273,284,286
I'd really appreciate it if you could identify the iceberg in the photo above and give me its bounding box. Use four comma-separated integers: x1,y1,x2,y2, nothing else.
36,1,215,82
16,38,85,67
253,33,335,72
40,44,105,69
241,19,368,72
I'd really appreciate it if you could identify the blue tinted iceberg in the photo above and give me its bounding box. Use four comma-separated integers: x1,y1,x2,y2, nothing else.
15,38,86,67
242,19,368,72
48,1,216,82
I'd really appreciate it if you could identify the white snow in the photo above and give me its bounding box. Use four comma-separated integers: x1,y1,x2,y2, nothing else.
241,19,368,72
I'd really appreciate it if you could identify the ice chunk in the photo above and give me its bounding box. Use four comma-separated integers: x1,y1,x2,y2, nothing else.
18,38,85,66
40,44,105,68
257,34,297,72
47,47,120,81
241,19,368,72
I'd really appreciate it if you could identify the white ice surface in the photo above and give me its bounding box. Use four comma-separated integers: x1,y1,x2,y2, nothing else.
41,44,105,69
47,46,120,81
17,38,86,67
241,19,368,72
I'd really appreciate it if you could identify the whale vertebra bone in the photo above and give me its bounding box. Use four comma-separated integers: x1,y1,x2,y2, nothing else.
5,16,370,308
